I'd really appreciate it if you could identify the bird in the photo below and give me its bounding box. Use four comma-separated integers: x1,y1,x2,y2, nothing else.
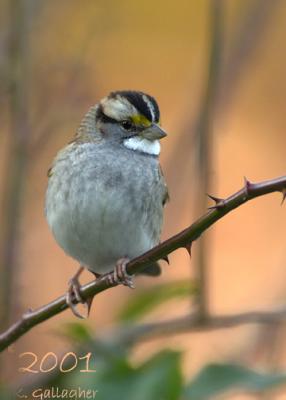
45,90,169,318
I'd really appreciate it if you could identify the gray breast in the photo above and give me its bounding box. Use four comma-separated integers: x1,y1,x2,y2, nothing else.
45,142,165,274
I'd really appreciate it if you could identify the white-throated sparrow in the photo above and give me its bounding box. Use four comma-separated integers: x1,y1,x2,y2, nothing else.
45,90,169,317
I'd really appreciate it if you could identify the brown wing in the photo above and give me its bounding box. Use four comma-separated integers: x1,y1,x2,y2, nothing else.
159,164,170,207
139,164,168,278
47,166,53,178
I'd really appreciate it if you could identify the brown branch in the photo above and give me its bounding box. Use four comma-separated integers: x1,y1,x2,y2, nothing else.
1,0,31,329
0,174,286,352
193,0,223,318
108,307,286,347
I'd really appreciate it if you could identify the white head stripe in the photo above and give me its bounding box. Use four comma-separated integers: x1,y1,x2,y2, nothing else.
142,94,155,122
101,97,139,121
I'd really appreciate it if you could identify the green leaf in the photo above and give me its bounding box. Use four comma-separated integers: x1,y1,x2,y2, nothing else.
50,345,133,391
59,349,182,400
95,349,182,400
184,363,286,399
133,350,183,400
57,322,93,343
118,280,198,322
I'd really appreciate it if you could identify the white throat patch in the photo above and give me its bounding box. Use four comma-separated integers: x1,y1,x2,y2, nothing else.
123,137,160,155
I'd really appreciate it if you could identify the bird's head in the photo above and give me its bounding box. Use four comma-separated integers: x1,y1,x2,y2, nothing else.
77,90,167,156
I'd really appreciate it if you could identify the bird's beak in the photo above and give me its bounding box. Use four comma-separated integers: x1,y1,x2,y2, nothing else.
140,123,167,140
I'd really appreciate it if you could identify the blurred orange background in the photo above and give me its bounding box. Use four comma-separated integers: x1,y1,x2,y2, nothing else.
1,0,286,398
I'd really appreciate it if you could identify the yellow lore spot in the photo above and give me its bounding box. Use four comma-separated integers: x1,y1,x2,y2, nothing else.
131,114,152,127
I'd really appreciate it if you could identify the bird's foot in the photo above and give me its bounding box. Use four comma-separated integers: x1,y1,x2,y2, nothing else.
66,266,94,319
106,258,135,289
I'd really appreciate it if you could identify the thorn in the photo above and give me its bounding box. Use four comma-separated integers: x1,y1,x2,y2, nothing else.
207,193,226,210
281,188,286,205
244,176,252,195
185,242,192,258
161,254,170,264
207,193,222,204
85,296,94,317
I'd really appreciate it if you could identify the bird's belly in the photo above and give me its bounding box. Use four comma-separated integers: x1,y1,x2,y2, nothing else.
47,187,156,274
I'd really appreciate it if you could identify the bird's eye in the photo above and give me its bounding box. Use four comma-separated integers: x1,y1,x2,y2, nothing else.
120,120,133,131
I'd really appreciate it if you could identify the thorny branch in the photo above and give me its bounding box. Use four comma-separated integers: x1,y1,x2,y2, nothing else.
0,174,285,353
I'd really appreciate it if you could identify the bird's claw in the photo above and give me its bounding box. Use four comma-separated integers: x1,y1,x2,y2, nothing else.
67,277,84,303
106,258,135,289
66,267,93,319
